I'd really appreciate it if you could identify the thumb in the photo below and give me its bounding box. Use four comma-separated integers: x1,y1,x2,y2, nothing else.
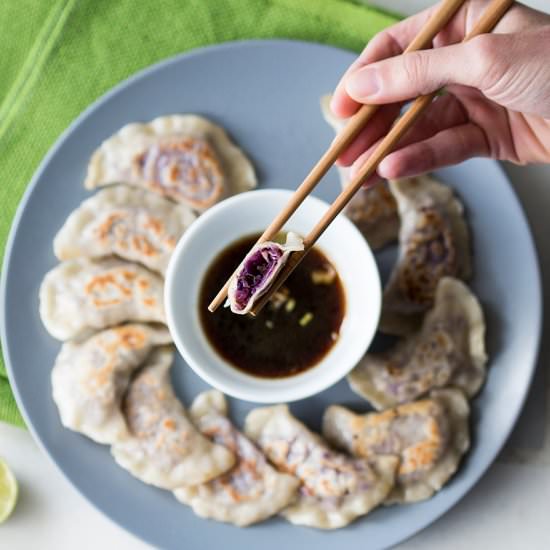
344,37,493,104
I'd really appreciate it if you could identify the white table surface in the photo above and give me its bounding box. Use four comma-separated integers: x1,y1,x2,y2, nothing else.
2,1,550,549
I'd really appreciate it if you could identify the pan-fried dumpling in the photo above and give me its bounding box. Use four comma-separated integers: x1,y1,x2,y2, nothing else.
320,95,399,250
381,176,471,334
323,388,470,504
227,232,304,315
348,277,486,409
111,353,235,489
244,405,397,529
174,391,299,526
51,324,172,444
53,185,196,274
84,115,257,211
40,258,165,340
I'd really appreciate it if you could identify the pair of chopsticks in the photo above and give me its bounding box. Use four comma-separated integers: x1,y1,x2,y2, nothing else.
209,0,514,316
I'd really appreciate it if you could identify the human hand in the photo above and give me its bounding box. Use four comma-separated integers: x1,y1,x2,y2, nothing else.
331,0,550,180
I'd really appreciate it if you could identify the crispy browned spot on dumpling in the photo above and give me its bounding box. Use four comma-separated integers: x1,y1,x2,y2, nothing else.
345,183,400,249
323,388,470,503
381,176,471,335
396,207,458,305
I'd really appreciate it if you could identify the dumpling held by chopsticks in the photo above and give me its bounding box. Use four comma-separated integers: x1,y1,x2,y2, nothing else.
227,232,304,315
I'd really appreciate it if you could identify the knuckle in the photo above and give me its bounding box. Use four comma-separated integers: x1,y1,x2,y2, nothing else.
417,140,437,170
471,34,497,63
358,30,394,65
402,51,431,93
369,31,389,52
455,125,472,157
469,35,507,89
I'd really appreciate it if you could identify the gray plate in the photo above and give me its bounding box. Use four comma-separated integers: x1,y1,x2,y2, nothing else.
0,40,542,549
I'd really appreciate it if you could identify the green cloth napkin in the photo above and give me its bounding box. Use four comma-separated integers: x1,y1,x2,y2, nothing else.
0,0,398,427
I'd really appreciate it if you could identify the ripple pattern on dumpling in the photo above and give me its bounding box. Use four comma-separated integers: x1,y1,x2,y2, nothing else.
84,115,257,211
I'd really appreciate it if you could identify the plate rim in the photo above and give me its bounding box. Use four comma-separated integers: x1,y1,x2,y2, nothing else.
0,38,543,549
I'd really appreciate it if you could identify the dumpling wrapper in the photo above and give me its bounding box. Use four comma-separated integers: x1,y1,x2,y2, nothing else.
111,352,235,489
53,185,196,274
381,175,471,335
85,114,257,211
51,324,172,444
348,277,487,409
320,95,399,250
244,405,397,529
174,391,299,526
227,232,304,315
323,388,470,504
40,258,165,340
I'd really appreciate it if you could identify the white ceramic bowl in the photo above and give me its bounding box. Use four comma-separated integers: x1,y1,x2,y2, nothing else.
165,189,381,403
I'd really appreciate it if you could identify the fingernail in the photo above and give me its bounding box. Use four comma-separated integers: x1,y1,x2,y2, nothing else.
377,157,391,178
346,68,379,99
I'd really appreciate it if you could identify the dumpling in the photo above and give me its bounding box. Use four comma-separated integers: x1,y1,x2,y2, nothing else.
51,324,172,444
320,95,399,250
323,388,470,504
227,232,304,314
244,405,397,529
39,258,165,340
111,352,235,489
174,390,299,526
381,175,471,334
53,185,196,274
340,182,400,251
84,115,257,211
348,277,487,409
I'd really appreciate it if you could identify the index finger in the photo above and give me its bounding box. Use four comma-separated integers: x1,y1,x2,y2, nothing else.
331,3,444,118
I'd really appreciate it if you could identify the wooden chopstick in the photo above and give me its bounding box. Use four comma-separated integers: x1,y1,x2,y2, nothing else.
207,0,468,313
245,0,514,316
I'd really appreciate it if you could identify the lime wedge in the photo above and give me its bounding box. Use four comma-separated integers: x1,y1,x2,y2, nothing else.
0,458,18,523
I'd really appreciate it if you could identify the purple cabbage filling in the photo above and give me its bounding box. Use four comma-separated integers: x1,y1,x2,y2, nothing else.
234,245,283,310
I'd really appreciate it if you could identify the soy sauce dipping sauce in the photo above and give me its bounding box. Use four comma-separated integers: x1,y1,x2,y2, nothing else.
199,233,346,378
